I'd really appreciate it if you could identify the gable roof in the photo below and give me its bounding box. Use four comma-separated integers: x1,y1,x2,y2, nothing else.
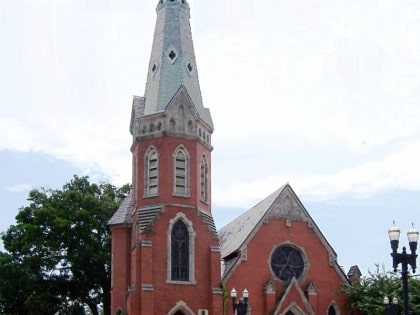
219,184,286,259
165,85,213,129
219,183,349,283
130,85,213,140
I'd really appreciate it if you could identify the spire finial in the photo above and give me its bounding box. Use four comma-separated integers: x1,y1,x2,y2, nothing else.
144,0,213,129
158,0,187,4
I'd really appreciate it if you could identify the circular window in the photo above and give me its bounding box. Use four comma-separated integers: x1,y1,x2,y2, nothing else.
270,245,305,282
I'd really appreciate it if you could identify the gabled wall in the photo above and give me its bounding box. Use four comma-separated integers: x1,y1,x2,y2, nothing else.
220,185,350,315
224,218,349,314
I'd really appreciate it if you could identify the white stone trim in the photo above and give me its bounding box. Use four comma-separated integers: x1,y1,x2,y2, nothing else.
166,300,195,315
166,212,196,284
172,144,190,197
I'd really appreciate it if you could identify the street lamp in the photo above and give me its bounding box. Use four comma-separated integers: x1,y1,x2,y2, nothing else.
383,296,399,315
388,222,419,315
230,288,249,315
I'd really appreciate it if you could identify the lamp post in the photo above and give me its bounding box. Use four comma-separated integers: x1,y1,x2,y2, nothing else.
230,288,249,315
388,223,419,315
383,296,399,315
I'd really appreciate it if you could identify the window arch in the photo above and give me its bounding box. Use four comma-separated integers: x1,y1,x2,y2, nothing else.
200,155,208,202
278,302,305,315
283,306,304,315
132,154,137,201
144,147,159,196
171,221,189,280
115,308,125,315
173,146,190,196
167,301,195,315
178,105,185,133
328,303,340,315
178,105,184,116
167,213,196,284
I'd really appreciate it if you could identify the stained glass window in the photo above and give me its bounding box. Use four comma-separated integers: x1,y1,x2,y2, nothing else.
270,245,304,282
171,221,189,281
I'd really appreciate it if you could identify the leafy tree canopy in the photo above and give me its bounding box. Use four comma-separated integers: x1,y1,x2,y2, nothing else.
344,264,420,315
0,176,130,315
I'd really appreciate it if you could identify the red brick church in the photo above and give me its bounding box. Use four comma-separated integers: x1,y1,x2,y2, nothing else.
108,1,356,314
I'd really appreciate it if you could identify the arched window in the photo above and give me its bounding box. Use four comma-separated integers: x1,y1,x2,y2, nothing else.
173,146,189,196
178,105,185,133
132,154,137,200
145,147,158,196
167,213,196,284
328,304,339,315
171,221,189,281
200,155,208,202
116,308,125,315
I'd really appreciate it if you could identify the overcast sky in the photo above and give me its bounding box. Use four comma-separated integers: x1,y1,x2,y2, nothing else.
1,0,419,276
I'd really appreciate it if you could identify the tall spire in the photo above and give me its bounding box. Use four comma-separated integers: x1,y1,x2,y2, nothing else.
143,0,213,128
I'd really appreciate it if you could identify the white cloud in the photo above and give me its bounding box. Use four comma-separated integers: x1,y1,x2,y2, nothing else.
0,116,131,185
197,8,420,152
5,183,32,193
212,139,420,207
1,0,419,206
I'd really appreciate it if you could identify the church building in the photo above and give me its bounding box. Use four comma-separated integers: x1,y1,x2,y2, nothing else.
108,1,353,314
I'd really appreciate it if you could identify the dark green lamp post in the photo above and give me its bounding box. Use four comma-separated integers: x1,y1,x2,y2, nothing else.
388,223,419,315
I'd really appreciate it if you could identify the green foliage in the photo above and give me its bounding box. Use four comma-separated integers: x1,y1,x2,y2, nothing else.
220,282,228,315
344,264,420,315
408,276,420,314
0,176,130,315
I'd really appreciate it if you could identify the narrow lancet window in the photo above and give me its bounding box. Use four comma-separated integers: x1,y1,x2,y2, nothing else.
174,147,189,196
200,155,208,202
328,305,337,315
171,220,189,281
145,148,159,196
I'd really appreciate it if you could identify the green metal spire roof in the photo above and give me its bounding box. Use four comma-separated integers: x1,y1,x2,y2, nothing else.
143,0,213,129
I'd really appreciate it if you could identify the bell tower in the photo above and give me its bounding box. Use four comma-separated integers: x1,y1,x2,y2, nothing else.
109,1,222,314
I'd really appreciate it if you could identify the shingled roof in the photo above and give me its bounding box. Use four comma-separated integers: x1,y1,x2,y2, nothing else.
218,183,349,283
142,0,213,129
108,192,132,226
219,185,286,259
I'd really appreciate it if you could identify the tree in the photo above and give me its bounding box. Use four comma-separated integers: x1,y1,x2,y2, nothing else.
344,264,420,315
0,176,130,315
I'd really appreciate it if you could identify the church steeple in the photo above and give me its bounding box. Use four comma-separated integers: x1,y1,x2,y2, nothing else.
129,0,214,206
142,0,213,129
110,2,222,313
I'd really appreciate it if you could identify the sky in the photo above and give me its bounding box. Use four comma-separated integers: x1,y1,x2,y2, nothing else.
0,0,419,277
